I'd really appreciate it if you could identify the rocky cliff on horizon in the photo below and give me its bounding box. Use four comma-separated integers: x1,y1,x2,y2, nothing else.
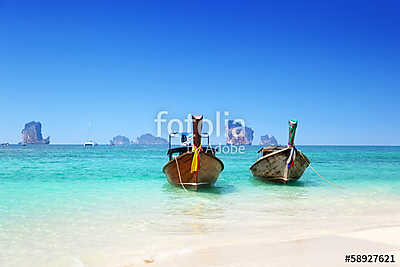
226,120,254,145
260,134,278,146
21,121,50,144
110,135,130,145
136,134,168,145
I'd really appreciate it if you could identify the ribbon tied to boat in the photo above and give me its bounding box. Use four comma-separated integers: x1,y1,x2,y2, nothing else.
287,120,298,169
190,144,202,173
287,147,296,169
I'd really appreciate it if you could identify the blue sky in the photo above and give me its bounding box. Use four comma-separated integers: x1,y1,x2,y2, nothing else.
1,0,399,145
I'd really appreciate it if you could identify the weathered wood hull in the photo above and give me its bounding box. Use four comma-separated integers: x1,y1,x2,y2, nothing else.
162,151,224,190
250,147,310,183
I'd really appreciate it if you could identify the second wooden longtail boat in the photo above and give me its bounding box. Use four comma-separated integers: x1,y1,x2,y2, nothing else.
162,115,224,191
250,120,310,184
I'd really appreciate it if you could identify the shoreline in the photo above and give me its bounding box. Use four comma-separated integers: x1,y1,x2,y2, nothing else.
2,144,400,146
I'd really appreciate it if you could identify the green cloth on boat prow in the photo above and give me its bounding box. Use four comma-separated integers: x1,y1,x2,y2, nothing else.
288,120,298,147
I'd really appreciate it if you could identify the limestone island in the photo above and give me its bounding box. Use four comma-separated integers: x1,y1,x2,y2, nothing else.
226,120,254,145
260,134,278,146
21,121,50,144
136,134,168,145
110,135,130,145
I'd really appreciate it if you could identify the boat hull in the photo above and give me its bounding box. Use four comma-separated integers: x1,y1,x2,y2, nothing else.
162,151,224,190
250,147,310,183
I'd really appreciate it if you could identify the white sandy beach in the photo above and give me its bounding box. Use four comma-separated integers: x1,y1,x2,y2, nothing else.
59,212,400,267
116,226,400,267
64,226,400,267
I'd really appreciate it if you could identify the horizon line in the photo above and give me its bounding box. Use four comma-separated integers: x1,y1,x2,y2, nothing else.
3,143,399,147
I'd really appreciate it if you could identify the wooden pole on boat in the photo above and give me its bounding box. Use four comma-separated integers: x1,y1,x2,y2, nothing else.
192,115,203,148
284,120,298,182
192,115,203,190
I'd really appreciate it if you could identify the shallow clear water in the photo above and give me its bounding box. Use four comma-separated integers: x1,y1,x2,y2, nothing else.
1,145,399,266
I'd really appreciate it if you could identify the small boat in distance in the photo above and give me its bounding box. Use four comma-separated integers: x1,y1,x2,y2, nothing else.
83,141,98,147
1,143,9,146
250,120,310,184
162,115,224,191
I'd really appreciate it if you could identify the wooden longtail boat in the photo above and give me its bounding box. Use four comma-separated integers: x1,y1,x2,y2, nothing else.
162,115,224,191
250,120,310,184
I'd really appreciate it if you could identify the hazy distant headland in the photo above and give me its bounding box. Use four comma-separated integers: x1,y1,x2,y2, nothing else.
21,121,50,145
108,134,168,145
260,134,278,146
110,135,130,145
136,133,168,145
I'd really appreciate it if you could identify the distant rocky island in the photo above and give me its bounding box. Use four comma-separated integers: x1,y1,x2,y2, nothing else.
226,120,254,145
110,135,130,145
15,123,279,146
260,134,278,146
136,133,168,145
21,121,50,144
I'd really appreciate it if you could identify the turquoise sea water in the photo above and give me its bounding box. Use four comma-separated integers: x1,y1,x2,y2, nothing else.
1,145,400,266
